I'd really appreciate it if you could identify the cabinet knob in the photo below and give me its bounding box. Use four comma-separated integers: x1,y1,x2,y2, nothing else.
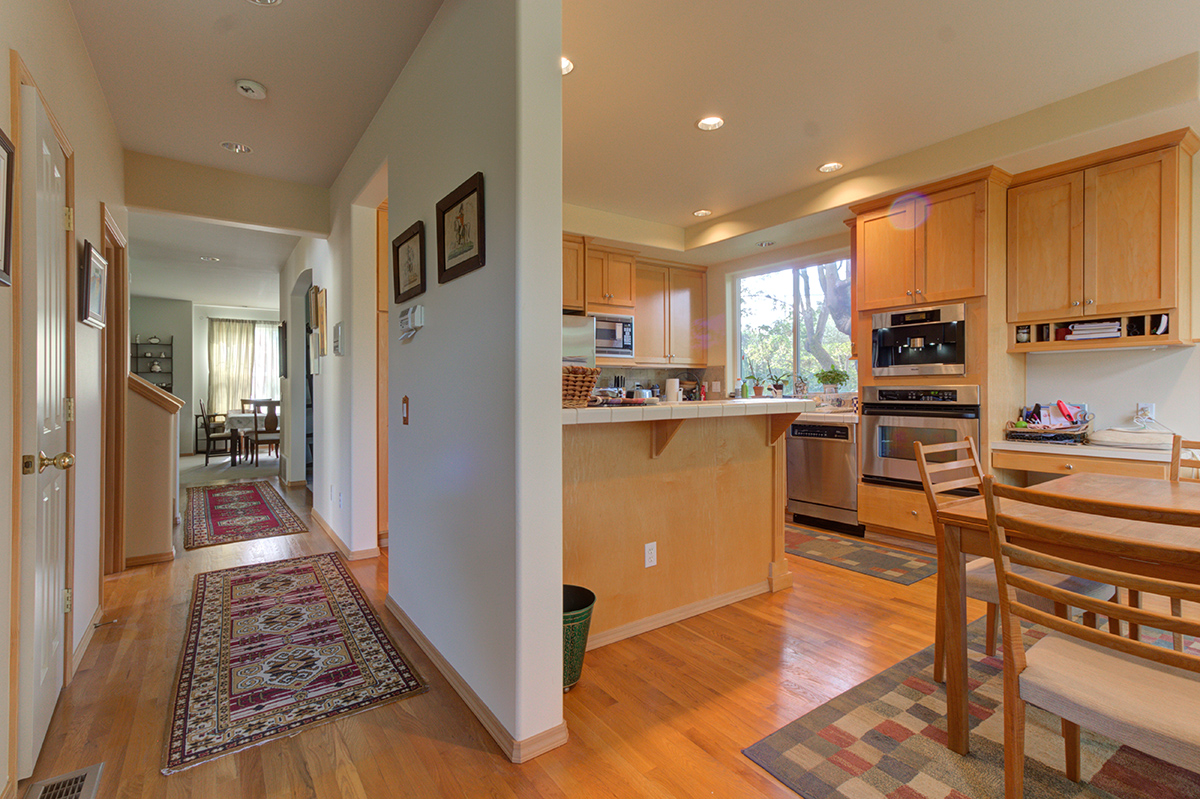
1071,301,1081,306
906,290,913,296
1065,464,1074,470
1086,299,1094,305
915,289,922,294
911,510,918,517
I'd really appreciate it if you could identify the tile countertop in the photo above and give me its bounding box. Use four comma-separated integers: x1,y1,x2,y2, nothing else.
562,397,818,426
990,438,1172,462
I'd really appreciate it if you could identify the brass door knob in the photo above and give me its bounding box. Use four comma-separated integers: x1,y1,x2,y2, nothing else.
38,450,76,473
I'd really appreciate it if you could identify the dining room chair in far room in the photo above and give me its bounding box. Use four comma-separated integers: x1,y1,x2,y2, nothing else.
243,403,280,466
1170,434,1200,482
914,437,1115,683
198,399,232,466
982,475,1200,798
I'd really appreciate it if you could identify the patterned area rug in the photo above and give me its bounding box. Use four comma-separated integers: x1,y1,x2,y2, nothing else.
785,525,936,585
744,618,1200,798
184,481,308,549
164,553,427,773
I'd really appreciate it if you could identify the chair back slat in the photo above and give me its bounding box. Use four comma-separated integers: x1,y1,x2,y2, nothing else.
1171,435,1200,482
983,475,1200,680
914,437,983,523
924,456,979,474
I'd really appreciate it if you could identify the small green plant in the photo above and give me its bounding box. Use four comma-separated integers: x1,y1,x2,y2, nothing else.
766,368,790,387
742,370,763,388
813,365,850,389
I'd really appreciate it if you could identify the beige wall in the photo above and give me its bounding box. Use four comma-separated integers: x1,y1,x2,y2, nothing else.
123,389,179,561
2,0,128,789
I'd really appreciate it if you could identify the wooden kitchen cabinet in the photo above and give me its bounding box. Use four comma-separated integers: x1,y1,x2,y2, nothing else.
635,262,707,367
585,244,636,310
563,234,585,311
853,173,992,311
1008,132,1195,324
856,481,934,541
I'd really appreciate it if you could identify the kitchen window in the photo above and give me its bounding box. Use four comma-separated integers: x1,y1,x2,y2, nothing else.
737,259,856,394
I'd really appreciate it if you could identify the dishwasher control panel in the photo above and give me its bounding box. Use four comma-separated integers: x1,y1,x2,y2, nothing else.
789,424,850,440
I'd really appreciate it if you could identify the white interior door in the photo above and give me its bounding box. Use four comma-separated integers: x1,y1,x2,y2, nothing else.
17,84,70,779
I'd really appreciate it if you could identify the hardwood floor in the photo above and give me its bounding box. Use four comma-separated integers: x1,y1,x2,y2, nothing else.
23,486,985,798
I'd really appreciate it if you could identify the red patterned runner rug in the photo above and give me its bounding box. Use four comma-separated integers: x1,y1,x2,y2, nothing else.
164,553,427,773
184,481,308,549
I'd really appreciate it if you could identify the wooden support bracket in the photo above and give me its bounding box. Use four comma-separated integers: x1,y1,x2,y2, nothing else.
651,418,685,459
767,413,801,446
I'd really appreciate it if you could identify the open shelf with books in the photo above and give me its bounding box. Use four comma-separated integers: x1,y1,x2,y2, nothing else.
1008,310,1192,353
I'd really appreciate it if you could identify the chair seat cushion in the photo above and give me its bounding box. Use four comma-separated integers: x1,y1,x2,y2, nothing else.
1021,631,1200,766
965,557,1111,610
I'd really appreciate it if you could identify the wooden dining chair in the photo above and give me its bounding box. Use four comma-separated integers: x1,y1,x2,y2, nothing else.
198,399,232,466
982,475,1200,797
914,437,1115,683
243,404,281,465
1170,434,1200,482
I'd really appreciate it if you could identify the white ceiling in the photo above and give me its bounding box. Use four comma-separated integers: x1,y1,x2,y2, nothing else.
73,1,1200,297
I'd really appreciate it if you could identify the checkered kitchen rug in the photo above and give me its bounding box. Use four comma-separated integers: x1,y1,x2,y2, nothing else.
744,618,1200,798
785,525,937,585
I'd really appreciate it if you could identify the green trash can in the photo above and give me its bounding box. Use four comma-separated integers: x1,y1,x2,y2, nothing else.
563,585,595,692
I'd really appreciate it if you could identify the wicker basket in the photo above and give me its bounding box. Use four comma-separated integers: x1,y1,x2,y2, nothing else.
562,366,601,408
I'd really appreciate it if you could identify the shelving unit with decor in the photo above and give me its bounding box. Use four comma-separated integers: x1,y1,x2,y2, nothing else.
1008,311,1192,352
131,336,174,394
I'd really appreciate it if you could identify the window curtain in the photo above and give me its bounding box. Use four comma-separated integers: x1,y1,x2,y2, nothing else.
208,318,257,415
251,322,281,401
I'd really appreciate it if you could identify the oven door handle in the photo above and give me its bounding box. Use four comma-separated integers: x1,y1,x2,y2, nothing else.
861,406,979,419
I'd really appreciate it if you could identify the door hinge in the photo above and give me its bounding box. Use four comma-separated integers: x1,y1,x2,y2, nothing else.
65,397,76,422
63,588,72,614
21,455,35,475
63,207,74,232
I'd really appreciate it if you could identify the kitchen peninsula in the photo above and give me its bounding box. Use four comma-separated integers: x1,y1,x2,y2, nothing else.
563,397,816,648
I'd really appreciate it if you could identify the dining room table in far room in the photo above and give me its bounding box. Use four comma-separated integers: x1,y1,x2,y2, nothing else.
933,471,1200,755
222,399,281,465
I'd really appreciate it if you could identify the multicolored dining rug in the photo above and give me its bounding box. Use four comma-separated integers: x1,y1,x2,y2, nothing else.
164,553,427,773
785,525,937,585
184,481,308,549
744,618,1200,798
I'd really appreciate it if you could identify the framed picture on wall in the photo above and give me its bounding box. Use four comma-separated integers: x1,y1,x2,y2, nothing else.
80,240,108,329
278,321,288,379
317,288,328,355
392,219,426,303
307,284,319,330
0,125,13,287
436,171,485,284
309,329,321,375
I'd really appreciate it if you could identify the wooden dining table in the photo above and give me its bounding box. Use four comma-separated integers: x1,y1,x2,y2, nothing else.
935,471,1200,755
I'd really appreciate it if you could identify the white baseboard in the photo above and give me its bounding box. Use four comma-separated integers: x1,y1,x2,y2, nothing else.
311,508,380,560
70,604,105,678
585,580,769,651
383,596,568,763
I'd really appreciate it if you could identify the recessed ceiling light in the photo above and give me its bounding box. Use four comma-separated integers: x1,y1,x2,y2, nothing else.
693,209,712,217
235,79,268,100
561,57,574,75
757,241,776,248
244,0,281,5
201,256,221,262
220,141,252,154
818,162,844,173
697,116,724,131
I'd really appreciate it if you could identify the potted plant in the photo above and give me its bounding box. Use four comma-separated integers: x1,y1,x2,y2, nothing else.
813,365,850,394
742,369,765,397
766,368,790,399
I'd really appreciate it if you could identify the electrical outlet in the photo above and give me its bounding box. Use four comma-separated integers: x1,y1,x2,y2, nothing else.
1137,403,1156,420
644,541,657,568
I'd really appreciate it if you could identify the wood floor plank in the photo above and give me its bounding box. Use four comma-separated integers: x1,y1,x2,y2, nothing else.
19,466,962,797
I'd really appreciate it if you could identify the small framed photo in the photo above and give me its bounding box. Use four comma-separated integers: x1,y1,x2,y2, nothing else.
0,125,13,287
307,284,319,330
436,172,485,284
278,321,288,379
308,329,321,375
80,240,108,329
392,220,426,303
317,288,328,355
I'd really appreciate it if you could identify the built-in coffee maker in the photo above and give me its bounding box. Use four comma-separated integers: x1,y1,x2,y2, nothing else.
871,303,965,377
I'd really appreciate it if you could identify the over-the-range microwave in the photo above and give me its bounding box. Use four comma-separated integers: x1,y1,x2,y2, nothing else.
592,313,634,358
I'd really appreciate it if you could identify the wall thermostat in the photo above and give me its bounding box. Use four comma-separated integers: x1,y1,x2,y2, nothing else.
398,305,424,340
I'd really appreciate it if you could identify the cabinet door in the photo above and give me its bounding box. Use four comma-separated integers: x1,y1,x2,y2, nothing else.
562,235,584,311
1084,148,1178,316
668,268,707,366
918,181,986,304
856,201,916,310
605,252,636,308
634,265,670,364
584,250,607,305
1007,172,1084,323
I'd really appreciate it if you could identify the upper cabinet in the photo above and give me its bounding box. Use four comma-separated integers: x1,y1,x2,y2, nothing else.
563,234,585,312
852,170,998,311
635,262,707,367
585,244,636,311
1008,140,1191,323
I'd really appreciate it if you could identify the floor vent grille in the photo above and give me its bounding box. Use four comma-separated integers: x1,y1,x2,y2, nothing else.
24,763,103,799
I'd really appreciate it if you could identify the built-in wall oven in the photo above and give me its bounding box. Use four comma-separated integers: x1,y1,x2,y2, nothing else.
871,303,965,377
860,385,980,489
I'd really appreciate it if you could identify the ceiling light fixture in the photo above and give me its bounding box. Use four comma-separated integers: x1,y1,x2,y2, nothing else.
757,241,776,248
220,141,252,154
244,0,281,5
693,209,712,217
818,162,844,173
235,79,268,100
201,256,221,262
561,57,574,75
697,116,724,131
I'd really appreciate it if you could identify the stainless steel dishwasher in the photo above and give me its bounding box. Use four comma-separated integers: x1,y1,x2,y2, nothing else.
786,420,862,534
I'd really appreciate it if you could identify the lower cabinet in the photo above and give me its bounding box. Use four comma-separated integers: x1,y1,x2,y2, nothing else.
857,481,934,540
634,262,707,367
990,449,1168,479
